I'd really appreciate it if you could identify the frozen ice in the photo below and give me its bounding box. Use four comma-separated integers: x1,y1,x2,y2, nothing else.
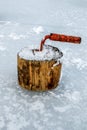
0,0,87,130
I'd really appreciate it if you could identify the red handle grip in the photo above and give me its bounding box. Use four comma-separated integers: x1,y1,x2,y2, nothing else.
49,33,81,43
39,33,81,51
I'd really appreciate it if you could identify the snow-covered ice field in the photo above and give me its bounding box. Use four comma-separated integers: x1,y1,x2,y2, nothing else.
0,0,87,130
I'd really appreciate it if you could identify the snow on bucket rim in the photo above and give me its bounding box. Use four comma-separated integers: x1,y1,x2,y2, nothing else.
18,45,63,61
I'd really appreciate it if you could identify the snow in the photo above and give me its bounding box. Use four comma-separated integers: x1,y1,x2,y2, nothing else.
0,0,87,130
0,45,6,51
19,45,63,61
33,26,44,34
8,33,26,40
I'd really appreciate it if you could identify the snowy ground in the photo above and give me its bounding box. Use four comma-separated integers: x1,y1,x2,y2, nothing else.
0,0,87,130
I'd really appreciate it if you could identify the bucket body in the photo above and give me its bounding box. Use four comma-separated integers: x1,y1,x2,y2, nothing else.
17,45,63,91
17,55,62,91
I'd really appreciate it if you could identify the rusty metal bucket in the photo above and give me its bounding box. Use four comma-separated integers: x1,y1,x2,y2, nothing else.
17,45,63,91
17,33,81,91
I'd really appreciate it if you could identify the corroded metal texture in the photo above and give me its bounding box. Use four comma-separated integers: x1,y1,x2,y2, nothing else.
17,54,62,91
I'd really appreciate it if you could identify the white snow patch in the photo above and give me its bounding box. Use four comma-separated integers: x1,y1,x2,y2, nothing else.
33,122,44,130
0,21,11,25
33,26,44,34
57,127,64,130
54,105,71,113
48,91,60,99
0,35,4,38
72,58,87,70
19,45,62,61
64,91,81,103
71,91,81,101
0,117,5,129
0,46,6,51
8,33,26,40
29,100,45,113
7,118,29,130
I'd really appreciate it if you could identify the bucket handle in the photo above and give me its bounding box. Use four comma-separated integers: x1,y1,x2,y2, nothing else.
39,33,81,51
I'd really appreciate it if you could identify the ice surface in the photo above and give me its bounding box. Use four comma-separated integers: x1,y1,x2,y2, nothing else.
0,0,87,130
